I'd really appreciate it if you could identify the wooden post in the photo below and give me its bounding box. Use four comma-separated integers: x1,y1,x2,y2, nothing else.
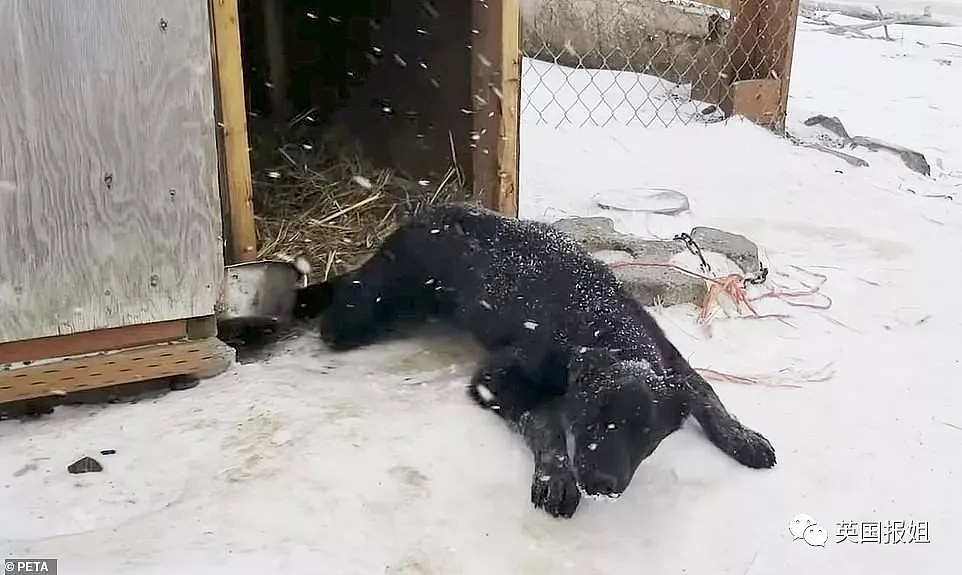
775,0,801,131
724,0,801,132
471,0,521,218
209,0,258,263
498,0,522,219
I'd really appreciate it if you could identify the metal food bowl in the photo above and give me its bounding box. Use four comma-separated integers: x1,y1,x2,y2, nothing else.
216,259,310,337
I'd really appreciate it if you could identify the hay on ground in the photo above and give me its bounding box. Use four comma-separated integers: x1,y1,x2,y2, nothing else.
249,114,469,281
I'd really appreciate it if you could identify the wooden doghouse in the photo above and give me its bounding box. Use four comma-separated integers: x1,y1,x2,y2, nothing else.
0,0,521,410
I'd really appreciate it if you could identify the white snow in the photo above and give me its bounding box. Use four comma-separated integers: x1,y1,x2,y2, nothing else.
809,0,962,19
475,383,496,404
3,6,962,574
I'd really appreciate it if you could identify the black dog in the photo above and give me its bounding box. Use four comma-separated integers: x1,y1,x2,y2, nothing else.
298,203,776,518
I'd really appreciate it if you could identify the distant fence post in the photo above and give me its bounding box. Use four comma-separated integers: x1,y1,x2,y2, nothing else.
724,0,801,133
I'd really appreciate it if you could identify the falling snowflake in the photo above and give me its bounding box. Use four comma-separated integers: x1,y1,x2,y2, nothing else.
352,175,373,189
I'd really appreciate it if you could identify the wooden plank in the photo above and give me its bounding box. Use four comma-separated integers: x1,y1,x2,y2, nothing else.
775,0,801,133
0,319,187,365
724,0,763,92
472,0,521,217
723,0,800,132
0,0,224,344
746,0,800,132
498,0,521,218
210,0,258,264
730,79,782,126
0,337,234,406
208,1,234,268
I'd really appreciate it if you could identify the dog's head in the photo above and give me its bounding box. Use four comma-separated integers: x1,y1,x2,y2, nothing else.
293,281,336,320
293,273,372,349
316,275,386,350
563,347,666,497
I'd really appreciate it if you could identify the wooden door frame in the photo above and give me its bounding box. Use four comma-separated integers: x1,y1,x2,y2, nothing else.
471,0,522,218
209,0,258,264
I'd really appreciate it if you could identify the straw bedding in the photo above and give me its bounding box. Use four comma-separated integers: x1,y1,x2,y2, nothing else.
249,113,471,281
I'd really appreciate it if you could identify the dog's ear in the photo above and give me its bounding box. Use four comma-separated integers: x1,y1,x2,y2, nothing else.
293,281,335,319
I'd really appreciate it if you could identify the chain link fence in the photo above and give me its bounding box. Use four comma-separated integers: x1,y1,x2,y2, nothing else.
520,0,799,128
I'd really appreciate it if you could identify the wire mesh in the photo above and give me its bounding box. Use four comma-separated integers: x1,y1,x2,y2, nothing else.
520,0,798,128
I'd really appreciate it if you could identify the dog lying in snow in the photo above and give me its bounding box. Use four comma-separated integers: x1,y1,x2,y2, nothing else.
295,203,776,518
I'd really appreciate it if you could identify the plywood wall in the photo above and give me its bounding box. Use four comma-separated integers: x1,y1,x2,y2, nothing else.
0,0,224,344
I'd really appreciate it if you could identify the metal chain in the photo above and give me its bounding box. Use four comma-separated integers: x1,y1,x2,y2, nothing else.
743,265,769,287
673,232,711,274
674,231,769,288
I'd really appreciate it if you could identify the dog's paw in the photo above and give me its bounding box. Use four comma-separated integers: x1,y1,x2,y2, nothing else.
531,467,581,518
730,427,776,469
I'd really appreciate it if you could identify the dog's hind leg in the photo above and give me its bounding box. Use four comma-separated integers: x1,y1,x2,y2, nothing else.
467,345,567,420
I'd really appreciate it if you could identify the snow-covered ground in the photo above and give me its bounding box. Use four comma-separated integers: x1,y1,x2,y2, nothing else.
3,7,961,575
810,0,962,19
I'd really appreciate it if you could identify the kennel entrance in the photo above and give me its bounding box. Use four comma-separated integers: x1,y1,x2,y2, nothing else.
234,0,522,276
